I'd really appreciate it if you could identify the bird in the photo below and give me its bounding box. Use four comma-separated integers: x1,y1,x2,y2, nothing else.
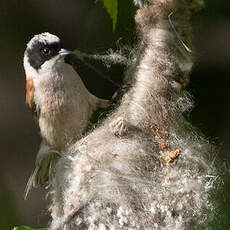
23,32,109,199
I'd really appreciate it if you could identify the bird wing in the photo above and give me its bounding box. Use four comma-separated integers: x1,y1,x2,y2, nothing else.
26,78,39,118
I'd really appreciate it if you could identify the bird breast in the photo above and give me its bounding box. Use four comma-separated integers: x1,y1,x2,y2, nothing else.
34,65,92,150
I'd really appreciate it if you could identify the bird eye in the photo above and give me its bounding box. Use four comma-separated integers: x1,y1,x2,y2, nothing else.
42,47,50,55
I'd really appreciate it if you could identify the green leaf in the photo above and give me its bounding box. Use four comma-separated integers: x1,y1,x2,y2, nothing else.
95,0,118,32
12,226,47,230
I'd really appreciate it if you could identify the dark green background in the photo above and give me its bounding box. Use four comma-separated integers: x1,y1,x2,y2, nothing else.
0,0,229,229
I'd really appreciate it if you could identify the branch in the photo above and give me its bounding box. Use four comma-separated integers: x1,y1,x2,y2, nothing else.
49,1,222,229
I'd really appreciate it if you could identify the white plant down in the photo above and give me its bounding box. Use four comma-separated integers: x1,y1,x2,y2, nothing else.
134,0,144,8
48,0,223,229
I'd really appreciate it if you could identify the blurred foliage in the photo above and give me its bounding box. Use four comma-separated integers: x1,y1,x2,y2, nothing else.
95,0,118,32
12,227,47,230
0,170,19,230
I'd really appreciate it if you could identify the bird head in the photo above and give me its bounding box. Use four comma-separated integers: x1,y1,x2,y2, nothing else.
24,32,71,78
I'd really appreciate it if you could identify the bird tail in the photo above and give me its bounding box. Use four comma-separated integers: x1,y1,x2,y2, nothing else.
24,150,59,200
24,167,38,200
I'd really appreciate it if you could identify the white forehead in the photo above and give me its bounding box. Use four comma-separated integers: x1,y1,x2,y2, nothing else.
26,32,60,49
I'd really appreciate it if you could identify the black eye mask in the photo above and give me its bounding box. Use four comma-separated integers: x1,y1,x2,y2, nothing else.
26,41,62,70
